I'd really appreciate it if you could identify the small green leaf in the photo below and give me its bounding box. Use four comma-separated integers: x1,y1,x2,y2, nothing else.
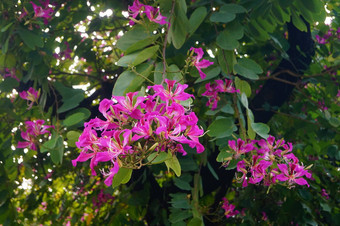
239,93,249,109
1,22,13,32
125,35,159,54
220,4,247,14
116,52,139,67
235,77,251,97
133,45,159,66
189,7,207,35
0,78,19,92
226,159,238,170
112,70,136,96
234,58,262,80
207,118,234,138
210,12,236,23
116,25,150,51
291,11,307,32
18,29,44,50
111,167,133,188
40,134,58,153
66,131,81,148
50,136,64,165
165,154,181,177
217,23,244,50
251,122,270,139
147,152,171,164
328,117,340,127
63,112,86,127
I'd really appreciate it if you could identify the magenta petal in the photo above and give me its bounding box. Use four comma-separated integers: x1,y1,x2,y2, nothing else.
104,162,120,186
72,152,95,167
294,178,309,186
17,141,30,149
276,174,289,182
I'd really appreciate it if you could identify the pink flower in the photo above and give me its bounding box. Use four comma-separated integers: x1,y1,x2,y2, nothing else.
31,1,53,18
221,197,239,218
3,68,20,82
17,120,54,151
128,0,169,26
190,47,214,79
148,79,194,105
144,5,169,25
202,79,238,110
19,87,40,109
276,163,311,187
228,139,254,159
321,189,329,199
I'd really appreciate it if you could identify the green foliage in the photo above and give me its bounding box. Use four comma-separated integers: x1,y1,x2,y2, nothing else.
0,0,339,224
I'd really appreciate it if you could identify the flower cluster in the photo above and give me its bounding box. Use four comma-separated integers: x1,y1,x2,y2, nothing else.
189,47,214,79
17,120,54,151
92,189,115,211
221,197,239,219
30,0,54,24
19,87,40,110
223,136,311,188
202,79,239,110
128,0,169,26
2,68,19,82
316,27,340,44
72,79,204,186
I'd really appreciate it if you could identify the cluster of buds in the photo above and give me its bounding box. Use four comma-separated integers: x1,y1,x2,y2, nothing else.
222,136,311,188
72,79,205,186
19,87,40,110
202,79,239,110
128,0,169,26
17,120,54,151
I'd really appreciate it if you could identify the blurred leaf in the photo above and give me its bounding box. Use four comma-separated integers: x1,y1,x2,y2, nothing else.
147,152,172,164
18,29,44,50
251,122,270,139
234,58,263,80
189,7,207,35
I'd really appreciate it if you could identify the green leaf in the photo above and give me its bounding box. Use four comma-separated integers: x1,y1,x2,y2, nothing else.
54,81,85,113
1,22,13,32
328,117,340,127
133,45,159,66
291,11,307,32
41,132,58,153
18,29,44,50
210,12,236,23
251,122,270,139
208,117,234,138
298,0,323,13
217,50,235,74
125,63,154,93
112,70,136,96
216,22,244,50
169,1,189,49
50,136,64,165
0,78,19,92
147,152,172,164
0,53,16,68
226,159,238,170
116,51,139,67
66,131,81,148
125,35,160,54
220,4,247,14
111,167,133,188
234,77,251,97
116,25,151,51
234,58,262,80
189,7,207,35
63,112,86,127
165,154,181,177
207,161,219,180
247,109,256,139
174,176,191,190
187,217,203,226
239,92,249,109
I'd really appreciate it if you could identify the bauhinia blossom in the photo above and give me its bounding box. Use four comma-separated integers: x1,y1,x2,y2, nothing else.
30,0,54,24
202,79,239,110
221,197,239,219
17,120,54,151
128,0,169,26
222,136,312,188
19,87,40,109
189,47,214,79
72,80,204,186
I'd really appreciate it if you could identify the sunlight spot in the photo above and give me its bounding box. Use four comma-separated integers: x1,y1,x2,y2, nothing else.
122,11,129,18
